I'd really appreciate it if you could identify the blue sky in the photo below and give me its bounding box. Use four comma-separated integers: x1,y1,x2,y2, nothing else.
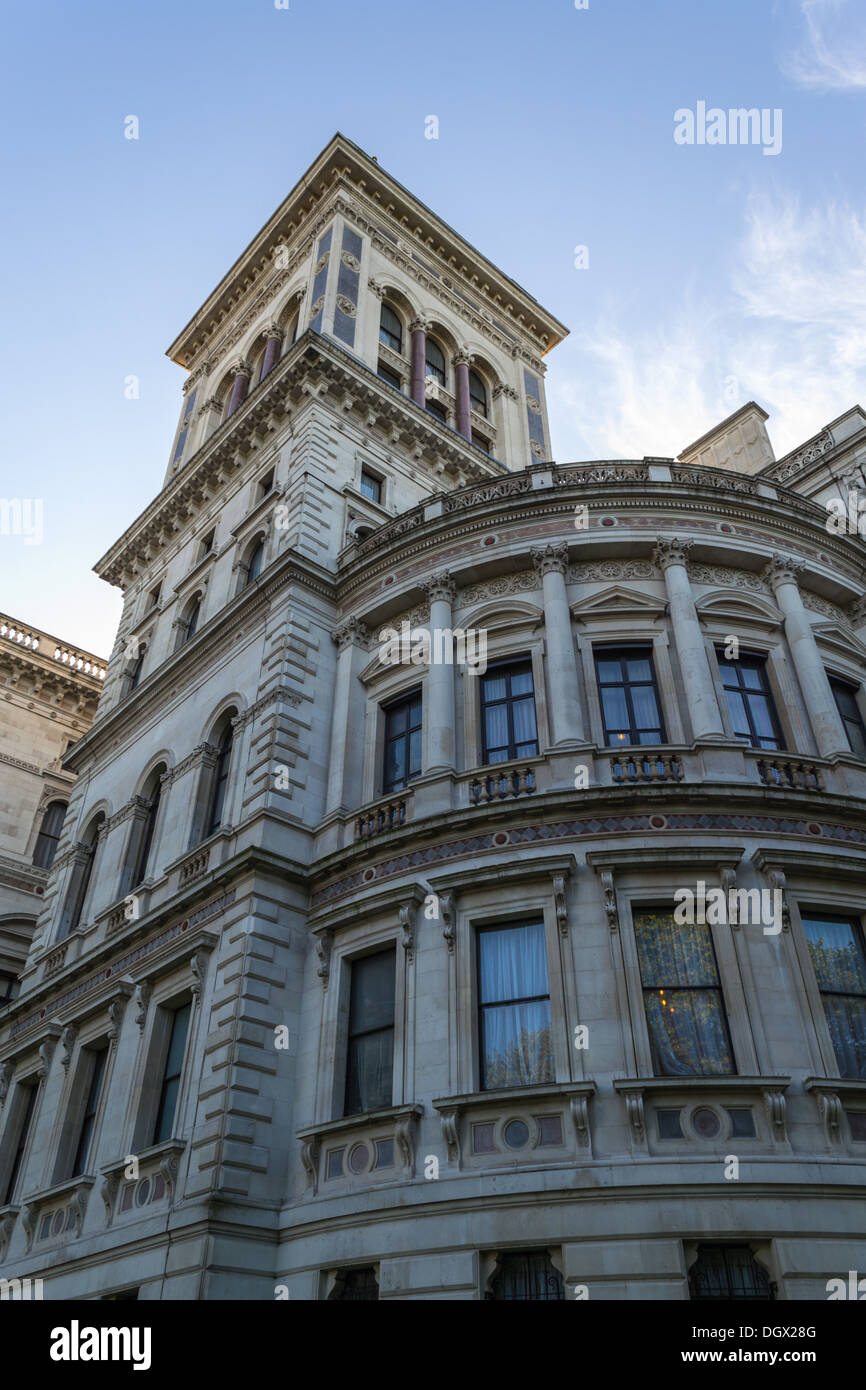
1,0,865,658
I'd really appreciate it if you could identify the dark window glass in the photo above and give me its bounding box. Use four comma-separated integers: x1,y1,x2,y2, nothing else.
689,1246,773,1301
802,914,866,1079
634,909,735,1077
383,692,422,792
425,338,446,386
245,539,264,586
478,922,553,1089
377,362,401,391
0,973,14,1003
359,471,381,504
595,646,665,746
425,398,447,422
329,1267,379,1301
133,774,163,887
200,529,215,557
129,648,146,690
259,469,274,496
3,1083,37,1205
378,305,402,354
71,1047,108,1177
181,598,200,645
153,1002,191,1144
480,662,538,764
33,801,67,869
830,677,866,759
487,1252,564,1301
344,949,395,1116
65,815,104,936
469,369,487,417
716,652,783,750
206,722,234,837
471,431,490,454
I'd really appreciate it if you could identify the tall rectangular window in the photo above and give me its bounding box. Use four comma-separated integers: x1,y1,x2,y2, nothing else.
3,1081,38,1205
634,909,735,1076
480,662,538,764
478,921,553,1089
829,677,866,759
802,914,866,1079
383,692,422,792
71,1046,108,1177
153,1002,191,1144
689,1246,773,1301
594,646,665,746
344,948,395,1116
359,470,382,504
716,652,783,749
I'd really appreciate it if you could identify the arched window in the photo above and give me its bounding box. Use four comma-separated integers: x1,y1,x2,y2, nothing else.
244,537,265,588
469,369,488,418
33,801,67,869
379,305,402,354
132,767,165,887
128,646,146,691
206,719,235,837
425,338,446,386
64,813,105,936
177,595,201,648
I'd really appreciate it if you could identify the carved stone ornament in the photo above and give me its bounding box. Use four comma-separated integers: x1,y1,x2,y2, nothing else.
135,981,153,1032
570,1095,591,1149
101,1172,120,1227
399,902,417,962
331,616,369,651
553,874,569,937
316,929,334,988
439,892,456,954
600,872,619,932
766,870,791,932
531,542,569,578
653,536,693,572
301,1137,320,1192
762,553,805,591
422,571,457,605
61,1025,79,1071
0,1060,13,1108
764,1089,787,1143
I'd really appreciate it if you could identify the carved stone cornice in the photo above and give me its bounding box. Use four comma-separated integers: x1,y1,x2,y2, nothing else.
531,542,569,578
653,536,693,572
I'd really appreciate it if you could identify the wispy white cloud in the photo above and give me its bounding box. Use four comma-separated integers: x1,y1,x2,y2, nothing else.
549,193,866,462
782,0,866,92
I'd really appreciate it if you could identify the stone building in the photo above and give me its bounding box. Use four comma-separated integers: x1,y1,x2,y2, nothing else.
0,618,105,1005
1,134,866,1301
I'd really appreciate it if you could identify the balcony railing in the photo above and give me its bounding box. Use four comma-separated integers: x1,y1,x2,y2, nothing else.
356,795,408,839
756,757,823,792
608,751,684,785
469,767,536,803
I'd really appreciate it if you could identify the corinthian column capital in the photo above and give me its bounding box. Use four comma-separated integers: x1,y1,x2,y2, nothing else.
331,617,369,652
762,553,806,591
653,536,693,572
531,542,569,578
422,571,457,605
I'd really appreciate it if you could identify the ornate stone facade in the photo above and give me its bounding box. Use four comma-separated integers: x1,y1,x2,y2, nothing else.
1,137,866,1302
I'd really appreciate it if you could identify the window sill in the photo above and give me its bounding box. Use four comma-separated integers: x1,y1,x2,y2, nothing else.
432,1083,596,1165
297,1104,423,1193
614,1076,791,1146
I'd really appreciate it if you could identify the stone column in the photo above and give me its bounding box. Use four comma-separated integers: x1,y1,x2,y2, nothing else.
410,317,428,408
260,326,284,381
327,619,369,813
763,554,849,758
455,353,472,440
531,543,584,746
421,572,457,774
227,360,251,417
654,537,725,741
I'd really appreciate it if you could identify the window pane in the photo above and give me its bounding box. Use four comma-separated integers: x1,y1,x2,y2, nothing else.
479,922,549,1002
740,665,764,691
349,951,395,1034
625,657,652,682
481,1000,553,1088
345,1029,393,1114
802,918,866,993
596,659,622,683
602,686,629,730
723,689,750,737
510,669,534,697
408,728,422,776
635,912,721,988
484,704,509,752
631,685,662,730
747,694,775,739
512,697,537,746
386,705,407,736
643,988,734,1076
483,674,507,702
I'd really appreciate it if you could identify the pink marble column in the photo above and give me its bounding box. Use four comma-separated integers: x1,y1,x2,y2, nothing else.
410,318,427,408
260,329,283,381
227,362,251,417
455,355,472,439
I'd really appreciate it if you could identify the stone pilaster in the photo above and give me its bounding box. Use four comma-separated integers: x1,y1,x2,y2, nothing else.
531,544,584,746
763,554,849,759
421,572,457,773
327,618,369,814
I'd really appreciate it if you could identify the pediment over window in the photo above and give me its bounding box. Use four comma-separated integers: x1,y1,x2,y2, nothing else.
458,599,544,631
571,585,667,623
811,622,866,664
695,588,782,628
